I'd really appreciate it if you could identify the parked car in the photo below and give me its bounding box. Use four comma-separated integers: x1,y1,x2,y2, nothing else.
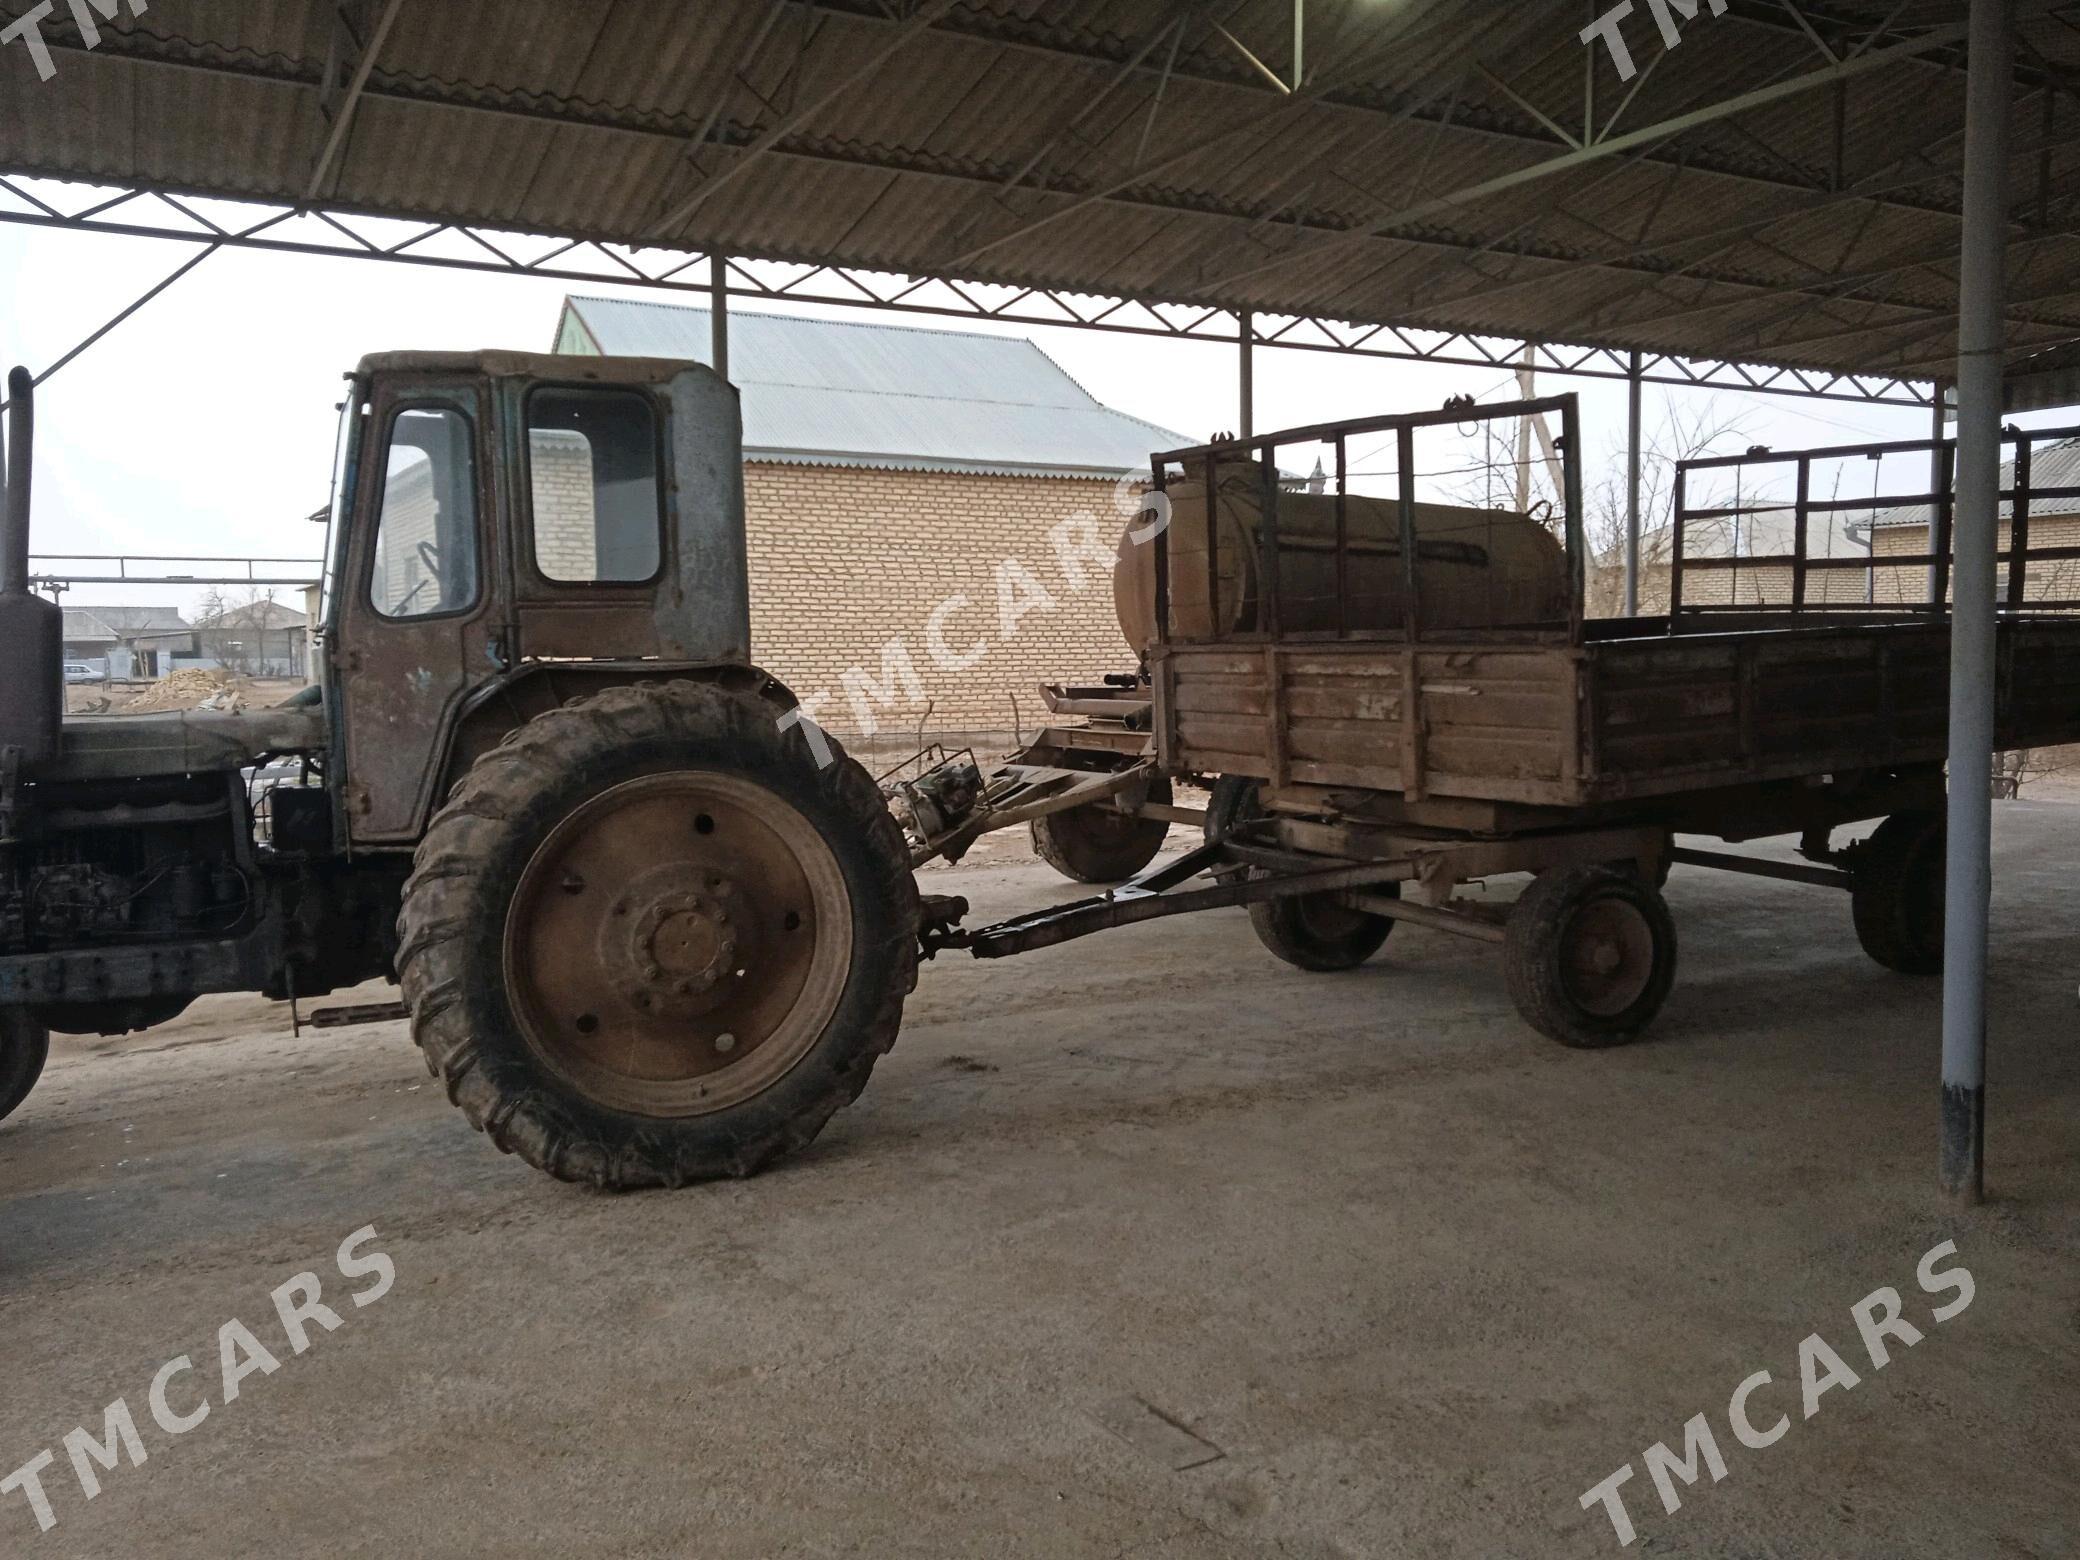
63,661,107,684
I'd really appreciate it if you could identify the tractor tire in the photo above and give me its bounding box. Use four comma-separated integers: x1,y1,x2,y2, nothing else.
1030,776,1172,883
396,679,919,1189
1503,865,1677,1048
1849,810,1945,975
0,1010,50,1126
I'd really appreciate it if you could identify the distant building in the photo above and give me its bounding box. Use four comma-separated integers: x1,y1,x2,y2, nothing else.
60,606,193,679
191,598,310,678
553,295,1191,744
1866,437,2080,606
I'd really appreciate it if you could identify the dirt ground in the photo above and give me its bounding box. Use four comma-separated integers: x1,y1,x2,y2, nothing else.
2,807,2077,1558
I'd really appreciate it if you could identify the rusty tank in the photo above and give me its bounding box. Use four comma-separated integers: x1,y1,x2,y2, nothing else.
1113,463,1570,653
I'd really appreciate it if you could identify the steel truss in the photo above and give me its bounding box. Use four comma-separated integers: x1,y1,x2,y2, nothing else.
0,174,1934,409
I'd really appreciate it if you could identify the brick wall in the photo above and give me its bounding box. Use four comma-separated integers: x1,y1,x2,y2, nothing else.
1870,511,2080,605
1593,510,2080,616
530,430,599,580
742,461,1137,749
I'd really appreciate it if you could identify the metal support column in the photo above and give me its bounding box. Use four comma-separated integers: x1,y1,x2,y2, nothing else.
1929,378,1949,604
1625,349,1643,617
710,253,731,384
1940,0,2012,1207
1239,309,1254,439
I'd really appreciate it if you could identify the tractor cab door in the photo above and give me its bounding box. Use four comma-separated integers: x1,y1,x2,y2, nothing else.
334,380,501,842
507,368,751,665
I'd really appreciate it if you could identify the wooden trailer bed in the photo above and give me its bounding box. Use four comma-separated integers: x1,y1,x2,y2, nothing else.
1155,614,2080,809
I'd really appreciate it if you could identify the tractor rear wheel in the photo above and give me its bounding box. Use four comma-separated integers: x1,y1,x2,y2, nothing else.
1030,776,1172,883
397,680,919,1189
0,1010,50,1126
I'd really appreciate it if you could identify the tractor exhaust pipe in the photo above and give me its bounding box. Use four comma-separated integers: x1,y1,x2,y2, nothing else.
1,368,29,593
0,367,63,766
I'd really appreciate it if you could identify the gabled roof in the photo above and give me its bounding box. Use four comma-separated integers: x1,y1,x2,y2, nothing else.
62,606,192,642
1869,439,2080,529
196,600,308,631
557,295,1189,480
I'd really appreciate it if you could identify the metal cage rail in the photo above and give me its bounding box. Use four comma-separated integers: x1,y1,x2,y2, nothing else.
1669,425,2080,622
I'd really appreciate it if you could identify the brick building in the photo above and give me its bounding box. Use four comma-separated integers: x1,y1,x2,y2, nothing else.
553,296,1189,750
1866,438,2080,606
1609,440,2080,615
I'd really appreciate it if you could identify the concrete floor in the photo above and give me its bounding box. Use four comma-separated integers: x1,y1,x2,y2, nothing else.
2,807,2077,1558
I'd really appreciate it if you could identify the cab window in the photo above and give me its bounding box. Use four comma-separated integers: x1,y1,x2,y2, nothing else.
527,388,663,583
370,405,480,619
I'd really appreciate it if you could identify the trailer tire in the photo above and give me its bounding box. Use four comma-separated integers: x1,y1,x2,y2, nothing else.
1248,885,1397,972
0,1011,49,1126
396,679,918,1189
1504,865,1677,1047
1030,776,1172,883
1849,811,1945,976
1203,774,1261,884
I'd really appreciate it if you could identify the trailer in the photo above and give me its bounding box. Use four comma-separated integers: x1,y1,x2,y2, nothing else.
929,397,2080,1047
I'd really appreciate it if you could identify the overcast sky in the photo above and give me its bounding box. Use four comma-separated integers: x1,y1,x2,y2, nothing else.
6,181,2071,620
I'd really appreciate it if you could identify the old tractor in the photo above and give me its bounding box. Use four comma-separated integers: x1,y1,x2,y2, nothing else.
0,353,919,1187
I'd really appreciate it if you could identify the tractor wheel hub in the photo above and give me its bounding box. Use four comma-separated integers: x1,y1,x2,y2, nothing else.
610,870,748,1011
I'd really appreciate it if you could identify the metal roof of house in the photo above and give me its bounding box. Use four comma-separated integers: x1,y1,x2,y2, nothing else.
560,295,1191,478
5,3,2076,387
195,599,308,629
1869,437,2080,529
61,606,194,643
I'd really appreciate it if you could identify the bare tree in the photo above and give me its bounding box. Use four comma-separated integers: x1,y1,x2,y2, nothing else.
1994,744,2080,799
193,587,280,677
1582,399,1761,618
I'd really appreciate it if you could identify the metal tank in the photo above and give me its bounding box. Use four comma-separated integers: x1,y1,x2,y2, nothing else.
1113,463,1571,654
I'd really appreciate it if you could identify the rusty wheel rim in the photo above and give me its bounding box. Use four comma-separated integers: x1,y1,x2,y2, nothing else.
504,772,852,1118
1559,895,1655,1018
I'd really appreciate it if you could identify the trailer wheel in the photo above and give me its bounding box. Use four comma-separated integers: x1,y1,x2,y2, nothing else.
1504,865,1677,1047
396,680,919,1189
1030,776,1172,883
1249,885,1397,972
1848,811,1945,975
0,1011,50,1126
1203,774,1260,883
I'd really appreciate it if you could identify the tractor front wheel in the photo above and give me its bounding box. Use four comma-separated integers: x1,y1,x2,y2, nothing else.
397,680,919,1188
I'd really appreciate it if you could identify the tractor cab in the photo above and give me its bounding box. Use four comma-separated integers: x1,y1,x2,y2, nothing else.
322,350,754,844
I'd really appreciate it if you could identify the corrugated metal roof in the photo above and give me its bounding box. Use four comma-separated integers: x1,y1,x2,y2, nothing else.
61,606,193,641
1869,438,2080,529
3,3,2077,382
562,294,1190,478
